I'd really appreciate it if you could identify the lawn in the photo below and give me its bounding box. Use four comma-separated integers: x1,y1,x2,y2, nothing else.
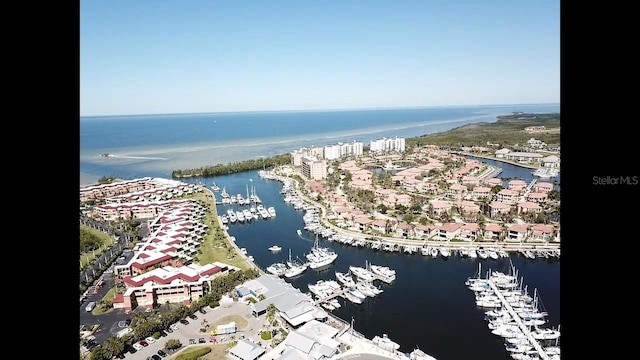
80,225,117,269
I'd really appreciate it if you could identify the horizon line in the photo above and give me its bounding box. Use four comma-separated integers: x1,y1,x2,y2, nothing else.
80,102,560,119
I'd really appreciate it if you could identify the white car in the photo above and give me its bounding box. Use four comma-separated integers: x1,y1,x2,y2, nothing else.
132,342,144,351
145,336,156,344
170,323,179,331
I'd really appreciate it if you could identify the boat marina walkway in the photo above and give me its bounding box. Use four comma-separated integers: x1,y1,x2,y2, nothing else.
487,277,550,360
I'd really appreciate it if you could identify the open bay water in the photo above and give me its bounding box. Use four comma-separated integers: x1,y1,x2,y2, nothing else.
80,104,559,187
80,104,560,360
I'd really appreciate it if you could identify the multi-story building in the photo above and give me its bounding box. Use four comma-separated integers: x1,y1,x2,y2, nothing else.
301,155,327,180
369,137,405,153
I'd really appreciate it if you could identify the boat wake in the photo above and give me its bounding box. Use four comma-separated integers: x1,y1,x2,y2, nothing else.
104,154,167,160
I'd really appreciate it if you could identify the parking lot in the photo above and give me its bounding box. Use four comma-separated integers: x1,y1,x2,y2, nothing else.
120,300,268,360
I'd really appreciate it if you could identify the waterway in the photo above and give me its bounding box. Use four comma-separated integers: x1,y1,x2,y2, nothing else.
199,160,560,360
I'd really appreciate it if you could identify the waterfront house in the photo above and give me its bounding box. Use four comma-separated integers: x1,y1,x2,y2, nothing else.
506,224,530,242
460,223,480,241
395,221,412,238
504,152,544,163
415,223,436,239
529,224,556,242
494,148,511,158
371,219,389,234
482,223,503,241
541,155,560,168
435,222,464,241
354,215,373,232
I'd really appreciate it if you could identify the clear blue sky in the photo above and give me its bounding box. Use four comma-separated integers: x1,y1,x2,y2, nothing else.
80,0,560,117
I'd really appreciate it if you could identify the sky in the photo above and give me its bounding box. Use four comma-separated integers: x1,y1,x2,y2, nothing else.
80,0,560,117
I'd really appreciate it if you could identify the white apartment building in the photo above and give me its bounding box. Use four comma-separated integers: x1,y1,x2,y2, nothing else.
369,137,405,153
324,141,364,160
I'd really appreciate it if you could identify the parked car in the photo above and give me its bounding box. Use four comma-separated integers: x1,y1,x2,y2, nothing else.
199,308,207,314
152,355,162,360
157,349,168,358
165,327,173,333
188,314,198,320
140,340,149,347
179,319,189,325
145,336,156,344
198,338,206,343
132,343,144,351
170,323,179,331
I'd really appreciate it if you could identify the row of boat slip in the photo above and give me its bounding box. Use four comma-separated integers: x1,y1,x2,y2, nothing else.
218,205,277,224
465,263,561,360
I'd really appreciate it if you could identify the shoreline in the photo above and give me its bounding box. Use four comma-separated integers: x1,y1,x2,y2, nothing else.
259,171,560,255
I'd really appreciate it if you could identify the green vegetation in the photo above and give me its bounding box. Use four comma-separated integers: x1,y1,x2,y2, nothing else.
85,268,259,360
80,226,116,269
97,176,118,184
406,112,560,149
175,346,212,360
172,153,291,179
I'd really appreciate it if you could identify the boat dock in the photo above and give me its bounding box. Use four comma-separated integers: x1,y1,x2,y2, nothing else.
486,277,550,360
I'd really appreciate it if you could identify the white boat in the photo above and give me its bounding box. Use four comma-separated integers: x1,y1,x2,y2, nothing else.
468,248,478,258
343,290,363,304
267,206,276,217
328,298,341,309
355,282,377,297
335,271,356,287
306,235,338,269
284,249,307,278
530,327,561,340
439,247,450,258
476,248,489,259
349,265,375,282
491,324,523,338
211,182,220,191
430,247,439,257
505,343,533,353
347,286,367,300
409,348,438,360
321,302,335,311
532,166,559,178
297,229,302,236
285,261,307,278
369,264,396,283
266,262,287,276
268,245,282,252
487,249,499,260
371,334,400,351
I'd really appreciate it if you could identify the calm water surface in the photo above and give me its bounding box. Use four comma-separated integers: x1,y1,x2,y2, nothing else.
197,168,560,360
